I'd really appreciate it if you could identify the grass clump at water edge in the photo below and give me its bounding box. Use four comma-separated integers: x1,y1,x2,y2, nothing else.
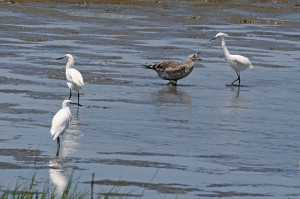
0,173,133,199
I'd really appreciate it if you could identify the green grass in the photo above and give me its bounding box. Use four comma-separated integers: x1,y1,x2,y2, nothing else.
0,173,132,199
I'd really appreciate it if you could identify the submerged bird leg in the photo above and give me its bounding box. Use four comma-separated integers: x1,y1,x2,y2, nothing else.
69,89,72,100
168,80,177,86
56,137,60,157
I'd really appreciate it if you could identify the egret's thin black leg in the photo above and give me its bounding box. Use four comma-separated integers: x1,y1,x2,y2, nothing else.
77,91,82,106
235,71,241,86
227,78,238,86
56,137,60,157
231,78,239,85
227,71,240,86
69,89,72,100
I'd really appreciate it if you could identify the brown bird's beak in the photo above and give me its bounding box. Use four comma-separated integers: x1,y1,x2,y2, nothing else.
197,52,201,60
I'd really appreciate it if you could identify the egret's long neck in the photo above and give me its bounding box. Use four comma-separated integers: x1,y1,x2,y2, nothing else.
62,104,70,110
66,58,75,69
221,37,230,59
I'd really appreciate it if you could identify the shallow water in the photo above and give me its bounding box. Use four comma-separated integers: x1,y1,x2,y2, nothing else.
0,0,300,198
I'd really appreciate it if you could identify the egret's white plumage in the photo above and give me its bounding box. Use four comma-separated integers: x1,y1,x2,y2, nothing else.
50,100,72,156
211,32,253,86
57,54,84,106
144,52,201,86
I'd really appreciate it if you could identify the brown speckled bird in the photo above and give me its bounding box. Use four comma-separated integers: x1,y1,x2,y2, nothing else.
144,52,201,86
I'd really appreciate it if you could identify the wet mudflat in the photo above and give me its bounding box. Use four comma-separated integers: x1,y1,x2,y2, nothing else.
0,0,300,198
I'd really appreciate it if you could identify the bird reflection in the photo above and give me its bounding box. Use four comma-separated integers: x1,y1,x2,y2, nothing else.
220,86,248,115
229,86,240,99
49,157,68,196
61,109,82,157
152,85,192,106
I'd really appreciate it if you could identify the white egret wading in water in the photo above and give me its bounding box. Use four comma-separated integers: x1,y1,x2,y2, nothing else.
144,52,201,86
210,33,253,86
50,100,72,157
57,54,84,106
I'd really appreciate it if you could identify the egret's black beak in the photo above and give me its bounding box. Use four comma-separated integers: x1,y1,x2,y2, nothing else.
70,102,82,107
56,57,64,60
209,37,216,41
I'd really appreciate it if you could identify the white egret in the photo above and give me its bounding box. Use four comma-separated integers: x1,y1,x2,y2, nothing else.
50,100,72,157
57,54,84,106
144,52,201,86
210,33,253,86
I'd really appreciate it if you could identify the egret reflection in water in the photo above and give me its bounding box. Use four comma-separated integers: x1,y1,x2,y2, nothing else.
219,87,249,115
49,157,68,196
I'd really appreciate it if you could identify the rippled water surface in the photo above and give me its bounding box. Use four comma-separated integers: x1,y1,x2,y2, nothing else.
0,1,300,198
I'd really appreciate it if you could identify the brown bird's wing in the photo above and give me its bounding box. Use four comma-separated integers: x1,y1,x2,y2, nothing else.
152,60,186,72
